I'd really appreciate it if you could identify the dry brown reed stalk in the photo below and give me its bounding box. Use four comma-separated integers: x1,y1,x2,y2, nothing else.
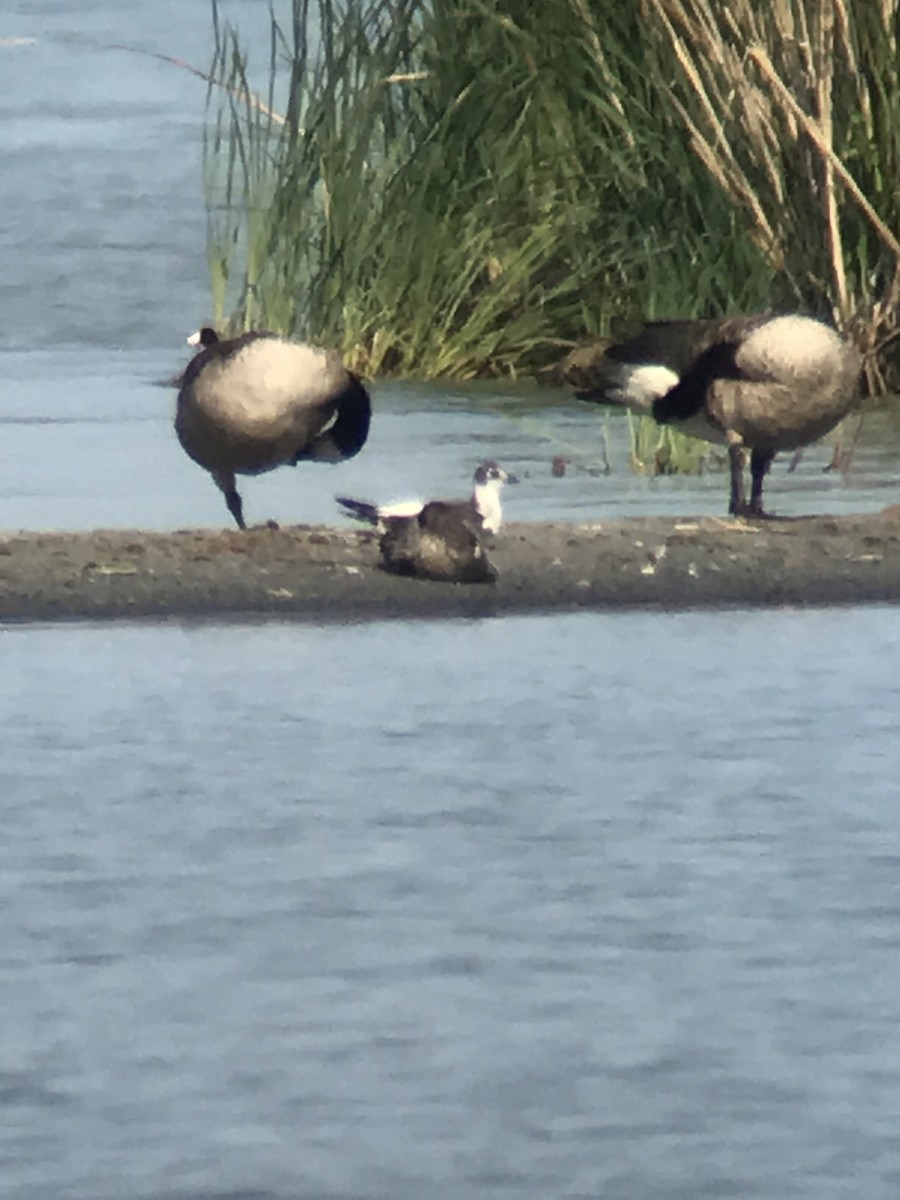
747,48,900,263
640,0,900,389
641,0,785,263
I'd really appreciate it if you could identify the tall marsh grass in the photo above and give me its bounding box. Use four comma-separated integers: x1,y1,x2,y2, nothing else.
203,0,899,394
639,0,900,391
203,0,777,382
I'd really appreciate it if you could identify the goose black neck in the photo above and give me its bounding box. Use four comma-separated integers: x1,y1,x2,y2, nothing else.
652,340,742,424
331,376,372,459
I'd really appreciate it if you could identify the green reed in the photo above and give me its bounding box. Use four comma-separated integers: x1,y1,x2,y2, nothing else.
202,0,775,382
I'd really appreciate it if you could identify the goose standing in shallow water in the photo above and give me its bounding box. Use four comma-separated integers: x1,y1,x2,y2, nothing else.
175,327,371,529
336,460,517,583
573,314,861,516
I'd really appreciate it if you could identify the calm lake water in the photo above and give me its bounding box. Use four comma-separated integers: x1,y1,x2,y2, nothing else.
3,5,900,1199
5,612,900,1200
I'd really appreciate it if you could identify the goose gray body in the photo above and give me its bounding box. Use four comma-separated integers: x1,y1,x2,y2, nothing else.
575,314,861,515
176,328,371,528
336,461,516,583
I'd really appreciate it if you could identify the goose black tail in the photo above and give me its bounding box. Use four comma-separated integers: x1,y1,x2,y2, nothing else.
336,496,380,525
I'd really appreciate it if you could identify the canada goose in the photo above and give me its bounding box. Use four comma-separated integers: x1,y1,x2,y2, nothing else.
573,314,861,516
336,460,517,583
175,327,371,529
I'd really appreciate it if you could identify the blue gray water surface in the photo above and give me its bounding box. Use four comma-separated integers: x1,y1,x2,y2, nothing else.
4,611,900,1200
3,5,900,1199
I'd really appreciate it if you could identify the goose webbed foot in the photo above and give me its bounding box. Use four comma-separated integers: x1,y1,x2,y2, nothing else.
730,498,773,520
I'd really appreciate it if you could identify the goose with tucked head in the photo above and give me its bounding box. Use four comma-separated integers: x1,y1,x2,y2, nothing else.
175,327,371,529
336,460,518,583
571,313,861,516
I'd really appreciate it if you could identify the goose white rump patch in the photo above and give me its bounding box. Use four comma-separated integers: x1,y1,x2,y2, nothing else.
608,362,680,411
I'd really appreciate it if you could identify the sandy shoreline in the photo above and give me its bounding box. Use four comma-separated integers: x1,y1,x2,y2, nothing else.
1,511,900,623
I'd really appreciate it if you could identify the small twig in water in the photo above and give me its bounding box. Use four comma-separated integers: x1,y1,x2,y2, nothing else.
1,33,286,124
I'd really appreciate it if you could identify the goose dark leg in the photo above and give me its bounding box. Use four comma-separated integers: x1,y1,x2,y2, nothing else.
728,443,746,516
224,487,246,530
748,449,776,517
213,470,246,530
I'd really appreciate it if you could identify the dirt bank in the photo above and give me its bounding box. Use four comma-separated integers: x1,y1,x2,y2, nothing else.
2,510,900,623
